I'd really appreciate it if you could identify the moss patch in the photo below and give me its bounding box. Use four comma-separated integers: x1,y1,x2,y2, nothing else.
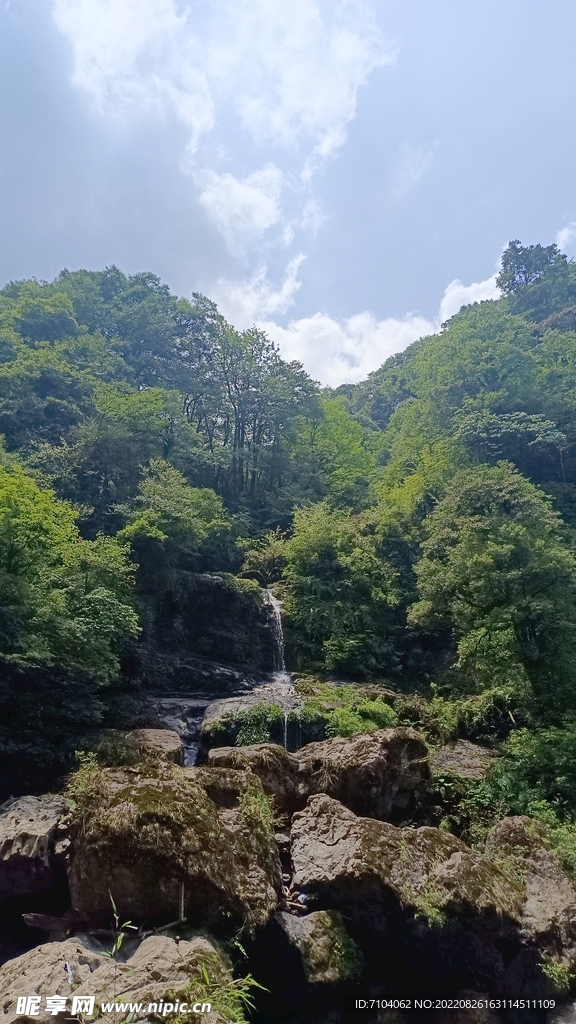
295,679,398,741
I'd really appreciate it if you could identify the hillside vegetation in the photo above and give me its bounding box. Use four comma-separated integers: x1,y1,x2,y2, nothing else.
3,241,576,844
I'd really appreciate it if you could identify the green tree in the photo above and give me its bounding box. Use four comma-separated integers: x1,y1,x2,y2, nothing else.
0,460,139,682
282,501,400,676
409,463,576,712
119,458,234,570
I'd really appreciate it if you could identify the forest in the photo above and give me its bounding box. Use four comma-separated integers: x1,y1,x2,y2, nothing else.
4,240,576,1013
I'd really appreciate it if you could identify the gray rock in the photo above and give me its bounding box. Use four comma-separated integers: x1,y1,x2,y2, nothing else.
486,816,576,988
272,909,362,985
295,727,429,820
0,795,66,901
67,762,281,929
0,935,228,1023
291,795,522,928
290,794,523,994
94,728,184,766
208,727,429,821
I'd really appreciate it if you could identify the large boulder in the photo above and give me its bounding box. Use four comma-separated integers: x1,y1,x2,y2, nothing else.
208,744,301,814
295,727,428,820
0,795,66,901
0,935,229,1023
486,816,576,992
94,728,184,766
290,795,523,995
208,728,429,821
67,761,281,930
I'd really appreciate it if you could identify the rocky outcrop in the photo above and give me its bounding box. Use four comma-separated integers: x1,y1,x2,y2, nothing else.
199,680,297,751
208,728,429,820
0,935,229,1023
0,795,66,901
67,761,281,929
290,794,523,994
208,744,300,813
296,728,428,820
486,816,576,988
94,728,184,766
431,740,497,781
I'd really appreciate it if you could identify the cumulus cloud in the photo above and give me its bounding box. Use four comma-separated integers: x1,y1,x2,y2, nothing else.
260,310,433,386
52,0,392,166
210,0,393,169
251,272,501,387
52,0,214,150
556,223,576,257
211,254,306,326
198,165,286,253
52,0,393,252
438,274,500,322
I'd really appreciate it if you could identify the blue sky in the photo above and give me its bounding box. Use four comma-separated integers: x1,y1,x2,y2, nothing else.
1,0,575,384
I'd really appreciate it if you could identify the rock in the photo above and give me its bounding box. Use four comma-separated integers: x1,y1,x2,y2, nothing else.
290,795,523,994
208,728,429,821
0,934,229,1023
94,728,184,766
67,761,281,930
431,740,497,781
251,909,362,1011
272,909,362,985
0,939,103,1022
199,679,298,752
208,743,300,814
295,728,429,820
0,795,66,901
486,816,576,988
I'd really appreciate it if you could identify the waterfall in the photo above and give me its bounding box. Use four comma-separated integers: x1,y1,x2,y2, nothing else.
263,589,287,674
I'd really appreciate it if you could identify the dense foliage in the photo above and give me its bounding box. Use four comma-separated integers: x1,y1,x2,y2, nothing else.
4,241,576,809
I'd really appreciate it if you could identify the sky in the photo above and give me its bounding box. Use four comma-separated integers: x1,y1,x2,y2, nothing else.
1,1,576,386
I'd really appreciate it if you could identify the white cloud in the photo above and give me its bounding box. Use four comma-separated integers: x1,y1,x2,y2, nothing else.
210,0,393,168
198,165,285,253
241,272,501,387
259,310,435,386
52,0,392,267
438,274,500,322
556,223,576,257
212,254,306,326
52,0,214,150
52,0,392,170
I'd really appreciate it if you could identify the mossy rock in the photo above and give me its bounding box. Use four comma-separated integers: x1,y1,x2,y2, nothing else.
200,680,401,757
91,728,184,766
276,909,363,985
290,794,526,995
66,758,281,930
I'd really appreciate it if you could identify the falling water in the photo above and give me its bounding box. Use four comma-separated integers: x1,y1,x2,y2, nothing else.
263,589,287,675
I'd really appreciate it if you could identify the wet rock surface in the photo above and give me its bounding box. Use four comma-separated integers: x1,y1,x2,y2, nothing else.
0,796,67,901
